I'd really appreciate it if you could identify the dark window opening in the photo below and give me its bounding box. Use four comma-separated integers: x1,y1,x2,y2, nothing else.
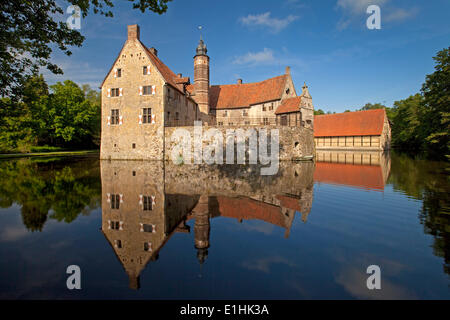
111,194,120,209
117,69,122,77
142,108,152,123
142,224,154,233
110,220,120,230
142,85,152,95
143,196,153,211
111,88,120,97
111,109,119,125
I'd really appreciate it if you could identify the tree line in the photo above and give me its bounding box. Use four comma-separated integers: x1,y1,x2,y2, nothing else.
315,47,449,160
0,76,101,153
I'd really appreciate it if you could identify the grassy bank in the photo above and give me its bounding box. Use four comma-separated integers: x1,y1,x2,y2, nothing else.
0,150,99,159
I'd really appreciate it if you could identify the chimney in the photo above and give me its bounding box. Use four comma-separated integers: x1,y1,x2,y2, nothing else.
149,47,158,56
177,73,183,78
237,79,243,84
285,66,291,74
127,24,140,40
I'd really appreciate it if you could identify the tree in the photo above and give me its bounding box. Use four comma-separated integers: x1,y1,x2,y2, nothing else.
48,80,99,146
391,94,424,150
314,109,325,115
0,0,172,98
360,102,386,111
420,47,450,158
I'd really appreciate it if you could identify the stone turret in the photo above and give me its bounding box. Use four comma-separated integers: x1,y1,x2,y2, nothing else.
193,195,210,264
194,39,210,114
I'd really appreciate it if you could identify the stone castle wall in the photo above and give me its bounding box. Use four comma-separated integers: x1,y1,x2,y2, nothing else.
164,125,315,162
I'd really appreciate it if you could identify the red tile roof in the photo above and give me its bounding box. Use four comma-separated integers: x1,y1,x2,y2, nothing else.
216,196,288,229
141,42,185,93
314,162,385,191
314,109,386,137
209,75,288,110
275,96,302,114
276,195,301,211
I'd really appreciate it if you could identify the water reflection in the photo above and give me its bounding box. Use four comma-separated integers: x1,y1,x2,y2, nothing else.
0,157,101,231
100,161,314,289
315,151,391,190
0,153,448,298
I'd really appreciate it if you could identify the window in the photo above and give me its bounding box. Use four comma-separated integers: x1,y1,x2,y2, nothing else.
229,122,234,126
262,106,266,111
245,121,250,125
281,115,287,126
242,110,248,116
218,122,223,126
111,194,120,209
117,69,122,78
143,66,148,75
223,111,227,117
110,221,120,230
263,118,270,125
286,88,290,94
115,240,122,248
110,109,119,125
132,143,136,149
142,224,154,233
144,242,152,252
111,88,120,97
142,108,152,123
269,103,274,111
167,112,170,120
175,112,179,121
143,196,153,211
142,86,153,95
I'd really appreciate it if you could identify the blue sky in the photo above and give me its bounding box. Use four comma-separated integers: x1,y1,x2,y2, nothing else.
46,0,450,112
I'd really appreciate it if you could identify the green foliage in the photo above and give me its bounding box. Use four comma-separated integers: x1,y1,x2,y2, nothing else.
0,0,172,98
0,157,101,231
314,109,325,115
421,47,450,158
0,75,100,153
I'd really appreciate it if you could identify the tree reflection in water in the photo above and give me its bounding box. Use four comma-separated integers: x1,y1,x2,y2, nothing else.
0,156,101,231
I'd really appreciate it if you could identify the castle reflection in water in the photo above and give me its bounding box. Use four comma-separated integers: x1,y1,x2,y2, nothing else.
101,151,390,289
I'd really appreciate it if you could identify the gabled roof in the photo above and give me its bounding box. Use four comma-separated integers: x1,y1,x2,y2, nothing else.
141,42,185,93
209,75,288,110
275,96,302,114
100,39,187,94
314,109,386,137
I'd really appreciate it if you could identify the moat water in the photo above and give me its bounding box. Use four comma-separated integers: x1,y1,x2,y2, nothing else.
0,152,448,299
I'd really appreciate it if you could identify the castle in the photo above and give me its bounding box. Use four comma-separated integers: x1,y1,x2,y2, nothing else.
100,25,315,160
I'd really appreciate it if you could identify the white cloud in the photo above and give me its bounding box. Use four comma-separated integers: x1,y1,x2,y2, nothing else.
232,48,275,66
384,7,419,22
336,0,418,30
239,12,299,34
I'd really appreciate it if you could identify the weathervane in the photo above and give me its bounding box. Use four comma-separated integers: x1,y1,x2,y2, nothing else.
198,25,203,41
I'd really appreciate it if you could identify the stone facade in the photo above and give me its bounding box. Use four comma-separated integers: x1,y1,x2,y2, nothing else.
164,125,315,162
100,25,315,160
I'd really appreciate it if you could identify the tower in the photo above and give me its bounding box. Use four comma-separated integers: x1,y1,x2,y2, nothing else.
193,195,210,265
194,38,210,115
